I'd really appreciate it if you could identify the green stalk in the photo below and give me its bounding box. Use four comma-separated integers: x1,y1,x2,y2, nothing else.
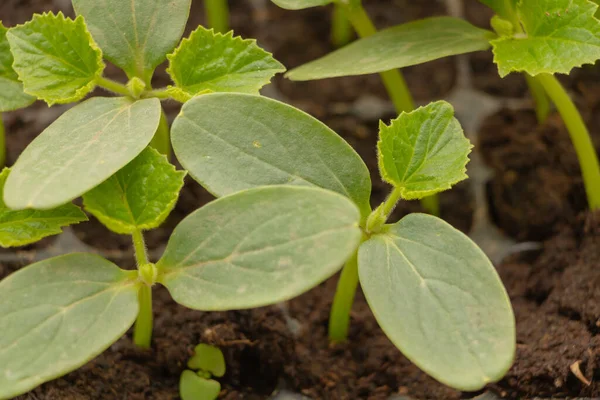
0,115,5,168
343,4,438,215
331,4,353,47
525,73,550,123
132,229,153,349
149,109,171,158
329,250,360,342
535,73,600,210
96,76,131,97
205,0,229,33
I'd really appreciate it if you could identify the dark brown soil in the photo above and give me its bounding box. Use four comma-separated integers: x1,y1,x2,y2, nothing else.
2,0,600,399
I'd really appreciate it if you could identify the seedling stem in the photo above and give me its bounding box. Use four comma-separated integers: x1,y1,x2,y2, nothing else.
535,73,600,210
204,0,229,34
524,74,550,123
150,110,172,157
96,76,131,97
132,229,154,348
331,4,352,47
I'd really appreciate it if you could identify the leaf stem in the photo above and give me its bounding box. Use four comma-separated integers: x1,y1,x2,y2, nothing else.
329,249,360,342
524,73,550,123
97,76,131,97
535,73,600,210
132,229,153,348
149,109,171,158
204,0,230,33
331,3,353,47
144,88,173,100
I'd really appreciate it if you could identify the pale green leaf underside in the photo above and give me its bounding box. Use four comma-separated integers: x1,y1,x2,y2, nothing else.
270,0,332,10
0,22,34,111
83,147,186,234
158,186,361,311
72,0,191,82
0,168,87,247
180,370,221,400
0,253,139,399
287,17,495,81
5,97,161,210
358,214,515,391
171,93,372,219
6,13,104,105
167,27,285,95
377,101,471,199
492,0,600,76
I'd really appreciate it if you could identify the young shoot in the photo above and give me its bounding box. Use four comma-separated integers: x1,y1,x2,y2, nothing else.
180,344,226,400
281,0,600,211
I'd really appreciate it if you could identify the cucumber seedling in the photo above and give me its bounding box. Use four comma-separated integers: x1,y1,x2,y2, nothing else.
281,0,600,211
180,344,226,400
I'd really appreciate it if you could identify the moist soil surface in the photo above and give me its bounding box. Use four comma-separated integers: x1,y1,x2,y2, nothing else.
2,0,600,399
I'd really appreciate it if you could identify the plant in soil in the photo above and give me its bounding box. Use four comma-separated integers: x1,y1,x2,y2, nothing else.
180,343,226,400
281,0,600,212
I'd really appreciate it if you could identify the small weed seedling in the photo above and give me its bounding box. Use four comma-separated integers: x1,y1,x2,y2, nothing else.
180,344,226,400
279,0,600,212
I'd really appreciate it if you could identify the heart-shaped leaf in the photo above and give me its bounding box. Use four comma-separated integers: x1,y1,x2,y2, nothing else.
0,22,34,111
180,370,220,400
0,253,139,398
72,0,191,83
492,0,600,76
171,93,372,219
6,12,104,105
287,17,495,81
167,27,285,95
358,213,515,391
82,147,186,234
377,101,471,200
187,344,225,377
0,168,87,247
5,97,161,210
158,186,361,311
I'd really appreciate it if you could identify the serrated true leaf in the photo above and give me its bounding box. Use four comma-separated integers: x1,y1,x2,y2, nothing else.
6,13,104,105
172,93,372,219
270,0,333,10
0,22,34,111
72,0,191,83
180,370,221,400
286,17,495,81
377,101,471,200
358,213,515,391
492,0,600,76
158,186,361,311
0,253,139,398
83,147,185,234
0,168,87,247
5,97,161,210
167,27,285,95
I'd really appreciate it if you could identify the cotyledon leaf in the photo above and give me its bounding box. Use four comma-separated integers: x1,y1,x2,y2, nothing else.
166,26,285,95
82,147,186,234
358,213,515,391
157,186,362,311
0,22,34,111
6,12,104,105
492,0,600,76
286,17,495,81
4,97,161,210
0,253,139,399
0,168,87,247
171,93,372,219
72,0,191,83
270,0,333,9
377,101,472,200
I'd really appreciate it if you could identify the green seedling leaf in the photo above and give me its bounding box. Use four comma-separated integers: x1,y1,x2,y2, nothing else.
271,0,333,10
0,168,87,247
167,27,285,95
83,147,185,235
0,22,34,111
158,186,361,311
180,370,220,400
6,12,104,105
0,253,139,398
187,344,226,377
72,0,191,83
286,17,495,81
5,97,161,210
358,213,515,391
377,101,471,200
492,0,600,76
171,93,372,219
